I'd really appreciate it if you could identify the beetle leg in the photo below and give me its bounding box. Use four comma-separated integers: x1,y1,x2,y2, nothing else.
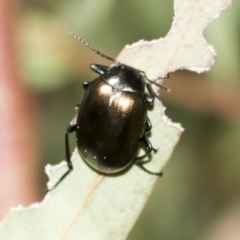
46,120,77,191
134,135,154,162
145,117,152,133
144,118,157,152
65,122,77,169
145,95,153,104
134,135,157,164
83,82,90,90
135,163,162,176
90,64,109,76
133,135,162,176
145,83,155,103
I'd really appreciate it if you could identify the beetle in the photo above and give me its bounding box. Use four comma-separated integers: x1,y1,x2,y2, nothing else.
58,32,169,186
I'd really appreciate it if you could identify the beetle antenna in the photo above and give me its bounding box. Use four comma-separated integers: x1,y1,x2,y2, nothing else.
70,32,120,65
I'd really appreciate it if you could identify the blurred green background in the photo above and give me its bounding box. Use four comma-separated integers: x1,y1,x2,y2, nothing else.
2,0,240,239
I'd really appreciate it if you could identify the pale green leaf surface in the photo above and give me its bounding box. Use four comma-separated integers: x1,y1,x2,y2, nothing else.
117,0,233,79
0,0,233,239
0,103,181,240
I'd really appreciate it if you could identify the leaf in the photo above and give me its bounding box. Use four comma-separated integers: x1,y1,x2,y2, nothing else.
117,0,233,78
0,0,233,239
0,103,181,240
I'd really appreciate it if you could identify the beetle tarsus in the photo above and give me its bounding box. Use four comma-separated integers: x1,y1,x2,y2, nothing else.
135,163,163,176
155,73,169,80
45,167,73,192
